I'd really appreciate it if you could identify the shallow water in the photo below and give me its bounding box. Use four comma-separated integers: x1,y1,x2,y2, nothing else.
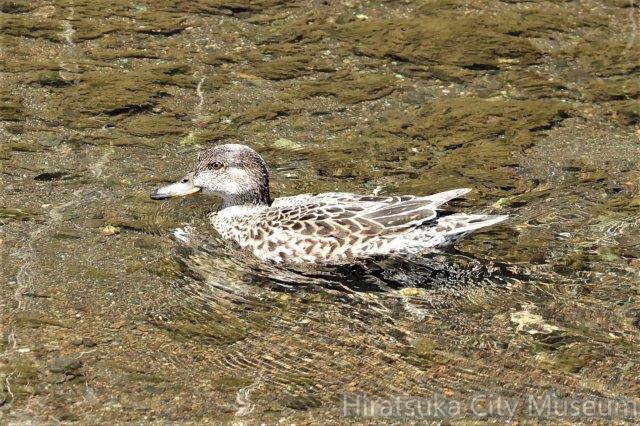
1,0,639,423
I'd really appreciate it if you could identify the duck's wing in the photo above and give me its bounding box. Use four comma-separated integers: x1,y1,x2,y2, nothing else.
262,188,472,238
357,188,473,231
271,189,470,208
271,192,399,208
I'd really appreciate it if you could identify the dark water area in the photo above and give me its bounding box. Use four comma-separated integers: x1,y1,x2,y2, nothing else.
1,0,639,423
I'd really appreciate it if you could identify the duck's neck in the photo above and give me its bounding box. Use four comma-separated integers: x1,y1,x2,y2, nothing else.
219,187,271,212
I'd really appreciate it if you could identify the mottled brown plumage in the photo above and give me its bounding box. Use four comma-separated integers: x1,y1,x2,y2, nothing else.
151,144,507,264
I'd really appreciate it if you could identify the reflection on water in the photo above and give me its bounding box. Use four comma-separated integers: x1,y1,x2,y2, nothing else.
1,0,639,422
145,183,636,413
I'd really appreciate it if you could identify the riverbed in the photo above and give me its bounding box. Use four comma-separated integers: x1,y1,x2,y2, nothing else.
1,0,639,423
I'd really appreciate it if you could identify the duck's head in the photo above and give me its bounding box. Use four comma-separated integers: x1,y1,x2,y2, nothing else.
150,144,270,208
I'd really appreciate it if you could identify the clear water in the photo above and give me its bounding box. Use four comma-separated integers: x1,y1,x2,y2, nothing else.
1,0,639,423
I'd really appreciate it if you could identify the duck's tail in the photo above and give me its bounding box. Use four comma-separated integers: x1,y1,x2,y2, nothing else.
436,213,508,237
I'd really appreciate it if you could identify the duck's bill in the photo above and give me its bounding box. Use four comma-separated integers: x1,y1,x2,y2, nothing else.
150,175,201,200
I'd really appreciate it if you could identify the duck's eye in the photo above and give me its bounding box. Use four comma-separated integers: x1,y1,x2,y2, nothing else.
208,161,223,171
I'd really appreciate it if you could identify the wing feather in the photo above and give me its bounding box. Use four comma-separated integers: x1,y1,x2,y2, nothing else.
259,188,472,240
271,192,417,208
362,200,437,230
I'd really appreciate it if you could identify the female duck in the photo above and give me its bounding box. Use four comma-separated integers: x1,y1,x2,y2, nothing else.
151,144,506,264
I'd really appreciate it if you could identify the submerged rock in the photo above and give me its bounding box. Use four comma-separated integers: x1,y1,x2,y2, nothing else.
510,307,562,335
49,356,83,374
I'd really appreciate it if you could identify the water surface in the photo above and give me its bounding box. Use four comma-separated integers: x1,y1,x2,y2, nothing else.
1,0,639,423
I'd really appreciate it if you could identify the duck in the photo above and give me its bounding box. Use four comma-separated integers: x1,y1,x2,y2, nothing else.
150,143,507,264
